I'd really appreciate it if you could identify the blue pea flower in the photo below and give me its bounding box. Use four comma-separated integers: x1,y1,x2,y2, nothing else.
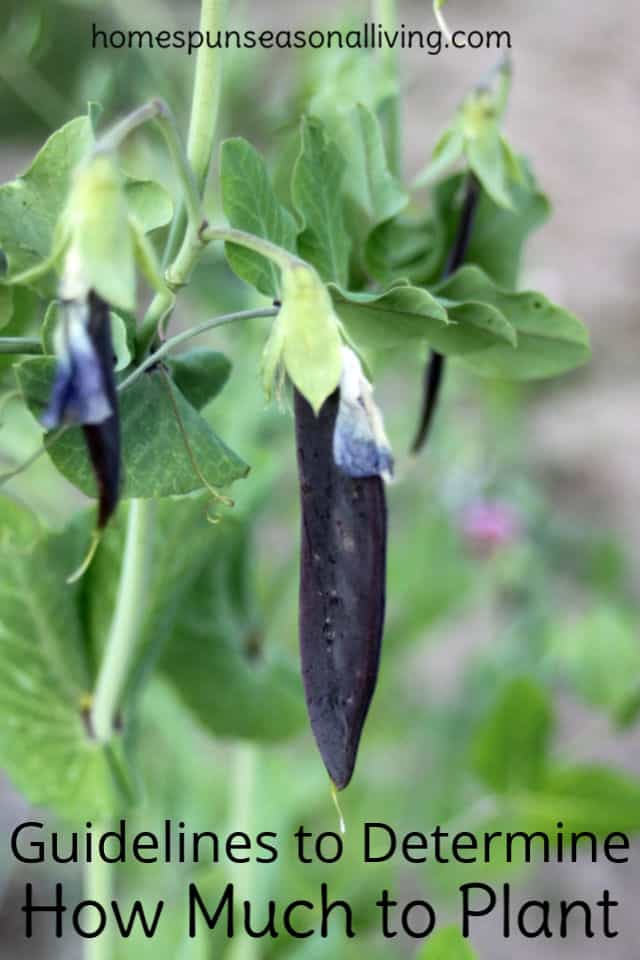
333,347,394,482
42,297,114,429
43,285,121,529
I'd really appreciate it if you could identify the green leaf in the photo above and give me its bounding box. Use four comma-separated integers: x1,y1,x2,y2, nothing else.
330,282,515,355
220,138,298,297
0,116,93,291
517,766,640,834
471,678,552,794
545,606,640,718
365,215,441,287
0,115,172,302
332,104,407,275
414,127,465,187
83,498,305,742
15,359,248,500
124,178,174,234
160,517,305,742
466,129,513,209
167,349,232,411
419,927,478,960
292,117,351,286
367,166,548,291
85,497,227,701
437,266,590,379
430,169,550,289
0,500,126,820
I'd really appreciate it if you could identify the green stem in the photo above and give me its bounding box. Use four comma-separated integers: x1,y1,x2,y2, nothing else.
433,0,453,42
119,306,277,393
136,0,228,357
0,337,43,355
373,0,403,177
137,224,297,357
91,500,155,743
187,0,229,196
201,226,305,271
154,105,203,228
85,837,113,960
96,100,164,153
227,745,260,960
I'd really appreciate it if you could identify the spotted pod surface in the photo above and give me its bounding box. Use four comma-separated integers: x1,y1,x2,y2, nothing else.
82,292,121,528
294,387,387,790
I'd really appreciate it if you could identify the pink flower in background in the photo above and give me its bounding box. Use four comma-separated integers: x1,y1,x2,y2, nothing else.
460,500,522,554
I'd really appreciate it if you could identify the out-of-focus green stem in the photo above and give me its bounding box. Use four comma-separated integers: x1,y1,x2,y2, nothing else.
373,0,403,177
0,337,42,355
137,0,229,356
84,826,113,960
91,500,155,743
227,744,260,960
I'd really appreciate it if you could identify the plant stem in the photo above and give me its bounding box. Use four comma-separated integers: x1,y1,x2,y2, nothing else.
373,0,402,177
119,306,278,393
85,835,113,960
96,100,164,153
91,499,155,743
137,0,228,356
201,226,305,271
0,337,43,355
187,0,228,196
227,744,260,960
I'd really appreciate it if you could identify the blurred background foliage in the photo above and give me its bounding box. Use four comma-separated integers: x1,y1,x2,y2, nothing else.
0,1,639,959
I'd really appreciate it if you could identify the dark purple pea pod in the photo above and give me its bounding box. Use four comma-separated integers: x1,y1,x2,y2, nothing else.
294,387,387,790
411,174,479,453
43,291,121,529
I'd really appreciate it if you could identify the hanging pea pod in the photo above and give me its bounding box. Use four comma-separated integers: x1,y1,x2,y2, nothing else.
294,348,390,789
411,173,479,453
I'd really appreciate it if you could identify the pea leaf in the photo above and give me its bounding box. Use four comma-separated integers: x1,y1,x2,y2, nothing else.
0,115,172,297
0,116,93,291
437,266,590,379
471,678,552,793
167,349,232,411
84,497,229,703
292,117,351,286
83,499,305,742
430,168,549,288
220,137,298,297
15,358,248,500
124,178,174,234
160,516,305,741
330,282,515,355
545,606,640,719
419,926,478,960
517,766,640,834
414,127,465,187
365,215,442,287
466,130,513,209
0,499,127,820
332,104,407,277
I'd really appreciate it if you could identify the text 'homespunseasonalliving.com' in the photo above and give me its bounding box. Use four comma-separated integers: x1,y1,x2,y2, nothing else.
91,22,512,57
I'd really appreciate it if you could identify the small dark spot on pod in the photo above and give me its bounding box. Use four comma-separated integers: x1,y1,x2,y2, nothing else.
294,388,387,790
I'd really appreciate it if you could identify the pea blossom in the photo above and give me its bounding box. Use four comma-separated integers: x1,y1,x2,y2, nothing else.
333,346,394,482
43,250,121,529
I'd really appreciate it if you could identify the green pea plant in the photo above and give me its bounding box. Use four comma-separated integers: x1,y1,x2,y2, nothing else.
0,0,608,957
